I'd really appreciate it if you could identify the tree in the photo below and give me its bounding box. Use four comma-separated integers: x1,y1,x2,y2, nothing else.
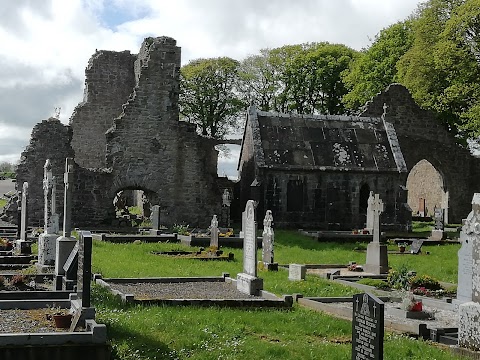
283,42,358,115
179,57,245,139
239,43,357,115
343,21,414,111
395,0,474,135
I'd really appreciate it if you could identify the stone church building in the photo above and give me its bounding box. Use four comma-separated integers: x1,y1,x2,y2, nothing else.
237,84,480,229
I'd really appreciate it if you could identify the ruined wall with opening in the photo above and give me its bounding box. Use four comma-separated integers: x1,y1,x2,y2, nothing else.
361,84,480,222
105,37,221,226
70,50,136,169
3,36,226,228
406,159,445,216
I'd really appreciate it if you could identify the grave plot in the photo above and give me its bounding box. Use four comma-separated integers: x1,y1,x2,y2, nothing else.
96,202,292,309
151,248,234,261
0,230,108,359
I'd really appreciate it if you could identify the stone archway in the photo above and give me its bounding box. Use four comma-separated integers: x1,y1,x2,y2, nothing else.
406,159,446,217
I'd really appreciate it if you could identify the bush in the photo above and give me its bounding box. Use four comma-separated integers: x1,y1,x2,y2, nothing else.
387,264,414,290
357,278,390,290
410,275,443,291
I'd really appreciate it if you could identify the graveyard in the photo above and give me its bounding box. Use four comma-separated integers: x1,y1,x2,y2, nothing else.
1,34,480,360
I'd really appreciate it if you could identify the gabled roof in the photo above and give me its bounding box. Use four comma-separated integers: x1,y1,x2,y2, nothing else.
242,106,407,173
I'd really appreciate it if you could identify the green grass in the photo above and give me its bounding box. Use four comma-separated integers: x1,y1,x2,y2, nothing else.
90,228,465,359
92,285,462,360
0,198,7,209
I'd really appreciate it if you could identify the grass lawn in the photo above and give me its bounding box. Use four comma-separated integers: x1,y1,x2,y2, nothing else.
91,229,465,359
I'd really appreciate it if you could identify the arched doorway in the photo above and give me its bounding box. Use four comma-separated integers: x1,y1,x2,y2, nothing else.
112,187,159,227
406,159,447,219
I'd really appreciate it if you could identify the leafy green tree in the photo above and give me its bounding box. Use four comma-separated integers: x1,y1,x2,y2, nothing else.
395,0,476,135
179,57,245,139
343,21,414,111
283,42,358,115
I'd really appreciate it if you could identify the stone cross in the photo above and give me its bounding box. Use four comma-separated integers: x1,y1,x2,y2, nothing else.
371,194,384,243
42,159,55,234
20,182,29,241
63,158,74,237
262,210,274,265
458,193,480,350
365,191,374,232
210,214,219,248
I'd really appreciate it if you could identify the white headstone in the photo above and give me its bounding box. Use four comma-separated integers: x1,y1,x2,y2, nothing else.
364,194,388,274
38,159,59,267
459,193,480,351
20,182,28,241
210,214,219,248
236,200,263,295
365,191,374,232
289,264,306,281
456,221,473,304
262,210,274,265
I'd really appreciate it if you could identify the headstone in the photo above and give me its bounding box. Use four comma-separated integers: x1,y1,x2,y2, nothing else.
77,230,93,308
442,191,449,225
364,191,374,233
409,239,424,255
221,189,232,227
69,231,96,328
210,215,219,248
150,205,162,235
236,200,263,295
38,159,59,267
55,158,77,289
289,264,306,281
434,206,444,230
352,293,384,360
15,182,31,255
418,197,426,217
364,194,388,274
459,194,480,351
261,210,277,270
455,220,473,307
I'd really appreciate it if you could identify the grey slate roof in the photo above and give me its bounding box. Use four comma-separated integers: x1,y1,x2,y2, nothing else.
246,107,407,173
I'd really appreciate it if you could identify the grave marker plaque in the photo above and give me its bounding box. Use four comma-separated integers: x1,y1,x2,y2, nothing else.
243,201,257,277
410,239,424,255
352,293,384,360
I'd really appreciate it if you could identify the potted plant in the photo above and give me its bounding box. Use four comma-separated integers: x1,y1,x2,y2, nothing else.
397,242,408,253
46,306,73,328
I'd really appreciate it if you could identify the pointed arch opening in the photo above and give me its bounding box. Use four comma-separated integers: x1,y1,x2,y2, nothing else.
406,159,447,218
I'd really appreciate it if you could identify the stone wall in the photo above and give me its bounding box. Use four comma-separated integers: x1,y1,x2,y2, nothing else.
105,37,221,226
14,118,75,227
70,50,136,169
3,36,227,229
361,84,480,223
259,169,407,230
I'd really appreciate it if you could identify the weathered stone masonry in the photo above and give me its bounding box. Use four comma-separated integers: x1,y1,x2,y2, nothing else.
4,36,224,228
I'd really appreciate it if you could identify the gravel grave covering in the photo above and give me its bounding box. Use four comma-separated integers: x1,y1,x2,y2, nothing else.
108,281,262,300
0,309,74,333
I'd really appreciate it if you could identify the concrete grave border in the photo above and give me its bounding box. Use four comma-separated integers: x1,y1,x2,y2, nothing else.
95,274,292,308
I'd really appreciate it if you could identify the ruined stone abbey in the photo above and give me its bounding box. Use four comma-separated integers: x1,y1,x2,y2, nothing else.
5,36,480,230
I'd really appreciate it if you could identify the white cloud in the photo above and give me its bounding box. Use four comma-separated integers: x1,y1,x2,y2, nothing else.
0,0,423,174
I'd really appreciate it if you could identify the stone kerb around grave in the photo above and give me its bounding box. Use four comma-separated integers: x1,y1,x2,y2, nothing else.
236,200,263,295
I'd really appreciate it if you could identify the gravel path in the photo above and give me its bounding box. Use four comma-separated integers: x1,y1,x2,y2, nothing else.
108,281,262,300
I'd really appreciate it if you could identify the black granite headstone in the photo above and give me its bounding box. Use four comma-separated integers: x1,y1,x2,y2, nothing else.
410,239,424,255
77,231,93,308
63,242,79,280
352,293,384,360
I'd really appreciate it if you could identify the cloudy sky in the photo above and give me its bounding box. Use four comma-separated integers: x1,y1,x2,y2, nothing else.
0,0,423,178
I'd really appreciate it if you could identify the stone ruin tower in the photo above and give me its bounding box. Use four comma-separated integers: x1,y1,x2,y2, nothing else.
5,36,224,228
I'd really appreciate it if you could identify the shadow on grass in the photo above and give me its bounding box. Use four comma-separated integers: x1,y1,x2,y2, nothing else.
275,230,358,252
